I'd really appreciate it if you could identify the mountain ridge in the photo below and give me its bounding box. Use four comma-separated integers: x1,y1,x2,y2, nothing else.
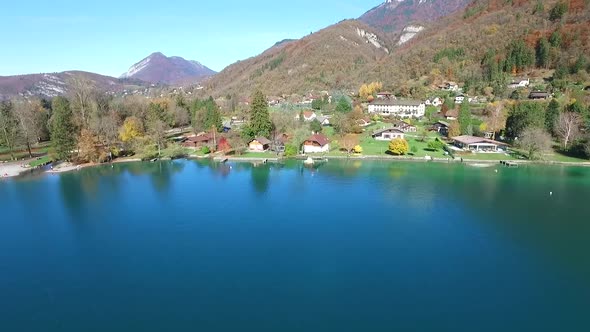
120,52,216,85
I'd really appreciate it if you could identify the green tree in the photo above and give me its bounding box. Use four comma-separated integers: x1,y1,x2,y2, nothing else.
570,55,587,75
50,97,77,161
243,90,273,141
309,119,322,133
536,37,550,68
549,30,562,48
504,40,535,73
335,97,352,113
549,2,568,22
545,99,561,135
458,102,472,135
506,102,546,138
427,139,445,151
388,138,409,156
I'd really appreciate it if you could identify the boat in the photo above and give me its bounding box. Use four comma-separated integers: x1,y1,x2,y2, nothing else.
303,157,314,165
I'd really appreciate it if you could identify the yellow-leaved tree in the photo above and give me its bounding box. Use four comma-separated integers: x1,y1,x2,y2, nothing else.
119,116,144,142
388,138,409,156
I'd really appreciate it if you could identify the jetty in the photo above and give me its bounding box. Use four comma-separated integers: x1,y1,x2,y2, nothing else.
500,160,519,168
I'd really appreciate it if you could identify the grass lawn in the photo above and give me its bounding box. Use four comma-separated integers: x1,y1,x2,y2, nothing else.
29,156,52,167
239,151,279,158
546,152,589,163
457,152,519,161
356,136,447,158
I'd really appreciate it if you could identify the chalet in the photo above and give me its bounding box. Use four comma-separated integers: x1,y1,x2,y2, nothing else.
392,120,417,133
182,134,214,148
356,118,372,127
248,137,271,152
441,82,460,92
509,78,530,89
271,134,289,153
317,116,331,126
529,91,551,100
372,128,405,141
425,97,442,107
455,95,466,104
303,134,330,153
376,91,395,100
368,100,426,118
452,135,508,152
445,108,459,121
430,121,450,136
296,111,317,122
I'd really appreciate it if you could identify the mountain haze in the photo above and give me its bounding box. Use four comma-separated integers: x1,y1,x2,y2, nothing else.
121,52,216,85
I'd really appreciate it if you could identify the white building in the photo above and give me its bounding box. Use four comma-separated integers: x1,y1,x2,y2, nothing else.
303,134,330,153
509,78,530,89
368,100,425,118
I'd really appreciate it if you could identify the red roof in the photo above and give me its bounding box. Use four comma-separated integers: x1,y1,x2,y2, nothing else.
186,134,213,143
306,134,329,146
303,111,316,118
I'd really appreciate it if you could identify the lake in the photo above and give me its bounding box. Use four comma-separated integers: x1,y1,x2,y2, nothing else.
1,159,589,331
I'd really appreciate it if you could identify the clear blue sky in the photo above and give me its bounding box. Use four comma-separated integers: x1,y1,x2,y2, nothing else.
0,0,382,77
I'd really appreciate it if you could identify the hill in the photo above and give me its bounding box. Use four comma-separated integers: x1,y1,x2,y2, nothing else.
121,52,216,85
201,20,392,97
0,71,149,100
359,0,472,33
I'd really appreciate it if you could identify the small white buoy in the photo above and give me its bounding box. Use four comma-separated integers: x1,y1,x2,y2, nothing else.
550,192,553,196
495,169,498,173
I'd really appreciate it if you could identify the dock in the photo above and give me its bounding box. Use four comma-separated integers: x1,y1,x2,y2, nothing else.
500,160,519,167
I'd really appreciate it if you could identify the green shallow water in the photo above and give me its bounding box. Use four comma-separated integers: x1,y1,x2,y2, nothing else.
1,160,589,331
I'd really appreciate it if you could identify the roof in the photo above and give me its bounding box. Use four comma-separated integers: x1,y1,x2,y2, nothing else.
303,111,316,118
306,134,329,146
373,127,405,136
252,137,271,145
186,134,213,142
370,99,424,106
452,135,508,146
393,120,415,128
435,120,450,127
529,91,550,98
377,91,393,95
317,116,330,123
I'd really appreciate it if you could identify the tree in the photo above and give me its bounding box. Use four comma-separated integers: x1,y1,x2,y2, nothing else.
0,101,20,160
243,90,273,141
504,40,535,73
549,2,568,22
119,116,144,143
418,129,429,142
332,112,355,135
536,37,550,68
50,97,77,161
549,30,562,48
425,106,438,122
427,139,445,151
388,138,409,155
68,77,96,128
458,102,472,135
545,99,561,135
340,134,359,154
448,121,461,138
335,97,352,113
12,100,46,158
555,112,582,150
310,119,322,133
78,128,100,163
518,127,553,160
506,102,546,138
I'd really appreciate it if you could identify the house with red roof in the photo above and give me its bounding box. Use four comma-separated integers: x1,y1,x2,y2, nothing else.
303,134,330,153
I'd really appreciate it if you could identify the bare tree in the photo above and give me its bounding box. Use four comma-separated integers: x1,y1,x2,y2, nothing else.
555,112,582,150
0,101,20,160
68,77,96,128
13,100,46,158
518,127,553,160
340,134,359,154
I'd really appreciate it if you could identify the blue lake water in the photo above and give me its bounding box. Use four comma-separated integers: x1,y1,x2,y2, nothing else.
1,160,590,331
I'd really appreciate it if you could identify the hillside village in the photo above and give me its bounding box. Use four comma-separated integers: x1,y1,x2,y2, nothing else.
2,0,590,172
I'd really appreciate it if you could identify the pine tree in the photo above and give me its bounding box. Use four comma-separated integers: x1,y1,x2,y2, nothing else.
244,90,273,141
536,37,550,68
545,99,561,135
458,102,472,135
50,97,77,161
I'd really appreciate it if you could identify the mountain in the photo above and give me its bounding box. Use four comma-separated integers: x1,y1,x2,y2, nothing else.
359,0,473,33
202,20,392,97
121,52,216,85
0,71,148,100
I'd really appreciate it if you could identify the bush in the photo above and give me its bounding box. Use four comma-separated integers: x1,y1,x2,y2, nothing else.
388,138,409,155
427,139,445,151
284,144,298,157
549,2,568,22
201,146,211,155
353,145,363,154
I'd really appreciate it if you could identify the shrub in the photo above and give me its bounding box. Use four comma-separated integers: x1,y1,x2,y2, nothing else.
284,144,298,157
353,145,363,154
201,146,211,155
388,138,409,155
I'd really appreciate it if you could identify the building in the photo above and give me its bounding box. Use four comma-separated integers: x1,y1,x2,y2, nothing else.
376,91,395,100
372,128,405,141
392,120,417,133
455,95,466,104
452,135,508,152
317,116,331,126
441,82,460,92
356,118,372,127
248,137,271,152
368,100,426,118
430,121,450,136
529,91,551,100
425,97,443,107
182,134,214,148
303,134,330,153
296,111,317,122
509,78,530,89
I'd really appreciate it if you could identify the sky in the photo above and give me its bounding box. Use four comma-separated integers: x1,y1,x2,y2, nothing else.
0,0,383,77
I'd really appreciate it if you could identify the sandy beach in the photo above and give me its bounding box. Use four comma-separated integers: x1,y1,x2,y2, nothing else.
0,161,34,178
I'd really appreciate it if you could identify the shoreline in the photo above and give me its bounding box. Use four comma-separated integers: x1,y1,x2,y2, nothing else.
3,153,590,180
